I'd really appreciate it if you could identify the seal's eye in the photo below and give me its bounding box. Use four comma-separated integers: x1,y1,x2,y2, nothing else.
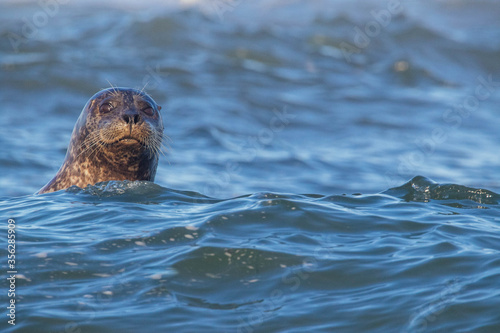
142,105,155,116
100,102,114,113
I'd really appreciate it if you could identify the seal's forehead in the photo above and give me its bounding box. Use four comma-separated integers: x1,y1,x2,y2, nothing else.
90,87,156,104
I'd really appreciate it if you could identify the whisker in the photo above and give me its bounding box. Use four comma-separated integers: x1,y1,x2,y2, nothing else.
141,131,168,160
157,134,171,157
140,82,149,94
86,142,103,159
156,136,169,159
77,133,99,158
106,80,118,93
159,142,169,159
80,135,104,159
162,134,173,144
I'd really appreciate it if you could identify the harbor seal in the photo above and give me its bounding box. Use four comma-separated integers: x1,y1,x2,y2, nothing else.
38,87,164,194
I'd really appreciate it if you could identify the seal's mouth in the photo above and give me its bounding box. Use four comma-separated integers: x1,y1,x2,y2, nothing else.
115,136,141,145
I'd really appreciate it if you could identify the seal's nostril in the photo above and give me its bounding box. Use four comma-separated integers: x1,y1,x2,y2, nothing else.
122,114,132,124
123,113,141,124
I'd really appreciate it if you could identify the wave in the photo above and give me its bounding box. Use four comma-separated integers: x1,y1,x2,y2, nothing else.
56,176,500,208
385,176,499,206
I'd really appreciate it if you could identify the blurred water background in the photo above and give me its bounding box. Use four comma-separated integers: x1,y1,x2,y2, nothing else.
1,0,500,332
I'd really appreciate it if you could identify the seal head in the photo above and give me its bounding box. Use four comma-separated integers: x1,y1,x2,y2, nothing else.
38,87,164,194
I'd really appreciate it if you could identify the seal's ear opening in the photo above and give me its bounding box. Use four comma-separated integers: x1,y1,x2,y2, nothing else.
157,106,162,111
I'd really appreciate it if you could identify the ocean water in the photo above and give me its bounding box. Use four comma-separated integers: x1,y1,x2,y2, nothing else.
1,0,500,332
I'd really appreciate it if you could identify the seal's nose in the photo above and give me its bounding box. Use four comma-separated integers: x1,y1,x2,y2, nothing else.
122,109,140,125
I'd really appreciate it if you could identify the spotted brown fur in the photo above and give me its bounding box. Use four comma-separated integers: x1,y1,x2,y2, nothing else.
38,87,164,194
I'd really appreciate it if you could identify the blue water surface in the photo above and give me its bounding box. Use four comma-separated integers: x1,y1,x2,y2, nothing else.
1,0,500,332
2,178,500,333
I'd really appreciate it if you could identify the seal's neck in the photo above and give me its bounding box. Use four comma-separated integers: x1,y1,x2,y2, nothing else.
76,144,158,185
38,144,158,194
